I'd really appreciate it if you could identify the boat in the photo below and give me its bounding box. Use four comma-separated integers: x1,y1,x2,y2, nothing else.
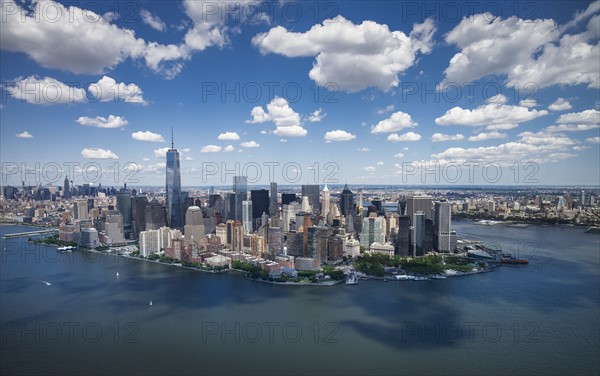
414,276,430,281
431,275,447,279
41,280,51,286
383,278,388,282
116,272,119,277
346,269,358,285
149,301,153,306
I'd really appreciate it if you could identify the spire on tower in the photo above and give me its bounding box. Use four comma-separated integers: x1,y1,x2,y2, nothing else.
171,126,174,149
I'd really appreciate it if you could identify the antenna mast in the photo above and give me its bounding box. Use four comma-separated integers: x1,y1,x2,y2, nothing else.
171,126,174,149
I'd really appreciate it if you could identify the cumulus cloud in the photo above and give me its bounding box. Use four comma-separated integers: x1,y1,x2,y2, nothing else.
371,111,417,133
358,148,370,152
363,166,376,172
132,131,165,142
442,4,600,89
467,131,507,142
324,130,356,142
217,132,240,141
201,145,222,153
88,76,147,104
246,97,307,137
556,109,600,124
240,141,260,148
223,145,235,152
4,76,87,105
153,147,170,158
435,102,548,127
16,131,33,138
545,124,600,132
548,98,573,111
140,10,166,31
252,16,436,92
76,115,128,129
81,148,119,159
431,133,465,142
387,132,421,142
519,99,538,108
376,161,384,166
307,108,326,122
394,153,404,158
586,136,600,143
376,104,395,115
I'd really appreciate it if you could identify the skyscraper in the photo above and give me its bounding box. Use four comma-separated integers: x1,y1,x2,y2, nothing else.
233,176,248,221
116,191,132,239
340,184,355,216
242,200,253,233
269,182,278,217
434,201,452,252
407,195,433,223
321,185,330,217
184,206,205,244
301,184,320,213
413,211,425,257
166,129,184,229
250,189,269,223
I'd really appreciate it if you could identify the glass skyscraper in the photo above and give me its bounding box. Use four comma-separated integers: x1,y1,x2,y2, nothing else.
166,133,184,230
233,176,248,222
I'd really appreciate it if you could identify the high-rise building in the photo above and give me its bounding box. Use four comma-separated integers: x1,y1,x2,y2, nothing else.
340,184,355,216
116,191,132,239
140,229,160,257
242,200,253,233
407,195,433,223
321,185,330,217
250,189,269,223
166,130,184,229
269,182,278,217
73,199,88,220
145,198,167,230
301,185,320,213
359,215,385,249
397,215,411,256
104,211,125,244
434,201,453,252
132,194,148,239
184,206,205,244
281,193,297,206
267,227,282,258
413,211,425,257
233,176,248,221
63,177,71,199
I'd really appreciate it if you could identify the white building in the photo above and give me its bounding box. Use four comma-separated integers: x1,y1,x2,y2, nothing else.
140,229,160,257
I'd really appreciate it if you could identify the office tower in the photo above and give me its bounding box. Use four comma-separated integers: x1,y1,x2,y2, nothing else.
301,196,312,212
87,198,94,212
63,176,70,199
250,189,269,222
166,130,184,229
340,184,355,216
327,235,344,264
269,182,278,217
371,198,383,215
407,195,433,223
301,184,320,213
159,226,172,249
385,213,399,242
413,211,425,257
397,215,411,256
73,199,88,220
81,228,99,249
209,194,222,211
321,185,330,217
267,227,283,259
424,218,434,253
282,202,301,232
225,220,234,246
358,189,363,210
359,215,385,249
184,206,205,244
281,193,297,205
104,211,125,244
242,200,253,233
581,190,586,207
286,231,304,257
145,198,167,230
132,194,148,239
233,176,248,221
139,229,160,257
434,201,452,252
232,221,243,252
222,192,235,220
216,223,227,245
116,191,132,239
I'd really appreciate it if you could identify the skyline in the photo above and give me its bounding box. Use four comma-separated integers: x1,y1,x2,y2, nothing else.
1,0,600,186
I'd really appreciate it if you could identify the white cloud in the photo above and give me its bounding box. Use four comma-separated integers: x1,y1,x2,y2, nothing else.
556,109,600,124
394,153,404,158
487,94,508,104
376,161,385,166
358,148,370,152
4,76,87,105
88,76,147,104
223,145,236,152
586,136,600,143
252,16,436,92
200,145,222,153
76,115,128,129
140,10,166,31
467,131,507,142
443,5,600,89
548,98,573,111
16,131,33,138
435,103,547,127
519,99,537,108
485,123,519,131
153,147,170,158
363,166,376,172
240,141,260,148
81,148,119,159
143,157,151,161
280,139,287,143
324,130,356,142
371,111,417,133
132,131,165,142
141,162,166,174
217,132,240,141
246,97,307,137
431,133,465,142
260,130,268,134
545,124,600,132
387,132,421,142
376,104,395,115
308,108,326,122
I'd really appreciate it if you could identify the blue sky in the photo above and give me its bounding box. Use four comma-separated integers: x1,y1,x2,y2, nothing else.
1,0,599,187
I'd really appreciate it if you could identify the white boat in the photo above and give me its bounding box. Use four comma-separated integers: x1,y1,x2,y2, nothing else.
149,300,153,306
394,275,413,281
431,275,447,279
414,276,430,281
116,272,119,277
41,280,51,286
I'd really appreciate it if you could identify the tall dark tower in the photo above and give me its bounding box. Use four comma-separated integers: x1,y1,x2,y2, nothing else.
166,128,184,229
63,176,71,199
340,184,355,216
